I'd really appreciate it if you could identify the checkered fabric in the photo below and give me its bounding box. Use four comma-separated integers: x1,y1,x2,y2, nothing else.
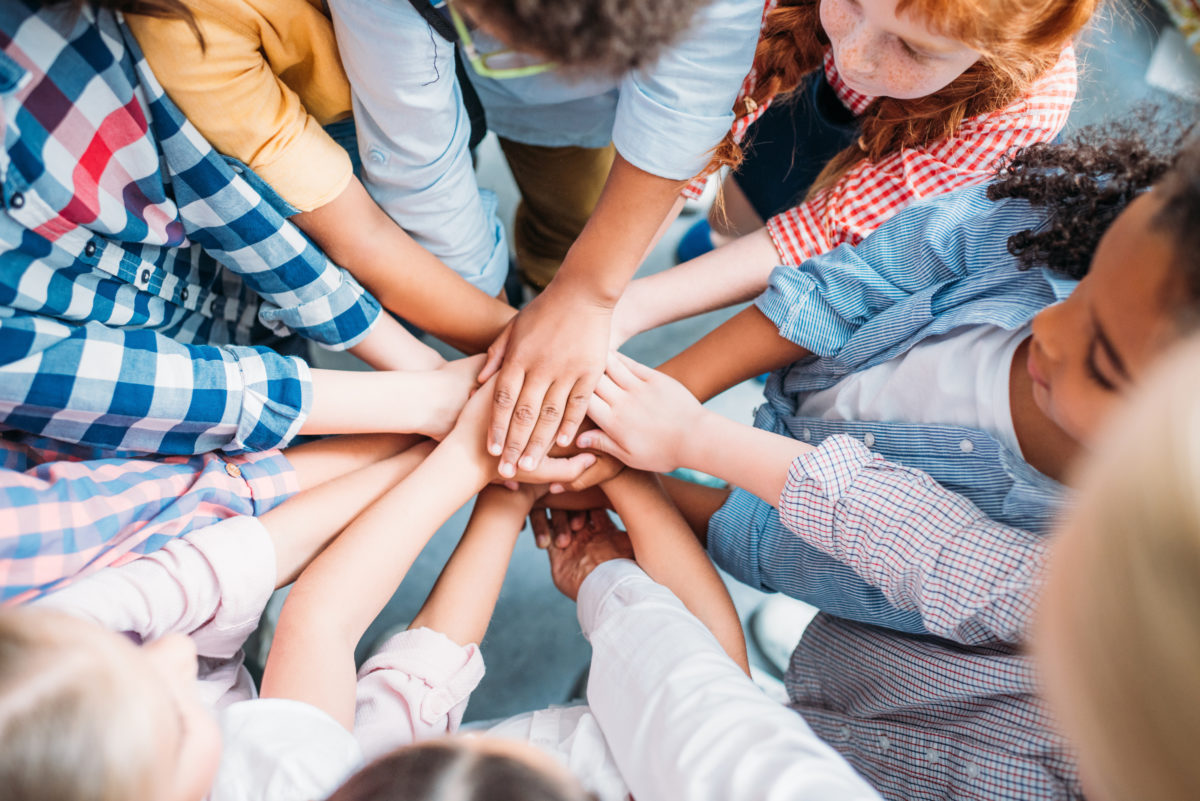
0,3,381,455
0,428,297,604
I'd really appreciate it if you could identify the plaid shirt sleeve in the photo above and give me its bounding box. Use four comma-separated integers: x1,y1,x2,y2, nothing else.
778,435,1045,644
766,46,1076,264
0,309,312,455
0,432,296,604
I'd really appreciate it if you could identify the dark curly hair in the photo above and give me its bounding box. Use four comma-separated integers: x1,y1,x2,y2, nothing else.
459,0,709,75
987,118,1199,295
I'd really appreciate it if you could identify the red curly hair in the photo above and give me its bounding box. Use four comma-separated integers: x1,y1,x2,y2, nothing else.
708,0,1097,195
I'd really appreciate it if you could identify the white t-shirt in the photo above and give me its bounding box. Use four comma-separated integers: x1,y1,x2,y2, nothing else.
796,324,1029,456
208,699,363,801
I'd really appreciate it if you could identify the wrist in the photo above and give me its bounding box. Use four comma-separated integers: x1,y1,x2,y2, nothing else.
549,263,624,309
676,408,725,473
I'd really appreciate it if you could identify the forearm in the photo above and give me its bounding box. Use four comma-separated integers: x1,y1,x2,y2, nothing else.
295,179,515,353
409,488,531,645
349,314,445,371
614,228,779,343
658,306,811,402
301,369,434,435
657,475,731,547
602,471,748,673
679,412,814,505
262,440,435,586
261,438,490,725
284,433,423,492
555,154,687,304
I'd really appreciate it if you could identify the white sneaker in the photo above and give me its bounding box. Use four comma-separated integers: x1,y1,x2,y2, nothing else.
748,595,819,678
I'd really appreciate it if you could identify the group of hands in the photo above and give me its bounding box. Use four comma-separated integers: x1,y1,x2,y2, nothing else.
422,320,708,599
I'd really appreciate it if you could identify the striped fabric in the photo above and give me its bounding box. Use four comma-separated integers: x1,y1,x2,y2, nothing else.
0,429,296,604
0,3,381,455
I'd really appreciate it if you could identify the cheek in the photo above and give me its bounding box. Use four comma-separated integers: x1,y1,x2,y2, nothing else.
1038,372,1117,444
876,55,976,99
819,0,853,46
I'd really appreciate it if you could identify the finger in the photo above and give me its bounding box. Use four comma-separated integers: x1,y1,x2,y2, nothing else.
523,452,597,484
488,363,525,464
499,377,552,477
517,380,570,472
569,509,588,532
605,350,640,390
529,510,552,549
592,374,622,405
477,325,511,384
549,509,573,542
553,374,596,450
574,430,629,463
614,350,658,380
584,394,615,432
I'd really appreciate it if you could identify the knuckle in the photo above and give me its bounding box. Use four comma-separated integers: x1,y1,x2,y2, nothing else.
493,387,517,409
512,404,538,425
540,402,562,420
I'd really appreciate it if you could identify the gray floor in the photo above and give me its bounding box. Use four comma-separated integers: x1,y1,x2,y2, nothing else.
304,0,1198,723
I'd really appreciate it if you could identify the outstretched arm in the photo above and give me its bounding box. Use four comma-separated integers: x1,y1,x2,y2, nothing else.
601,470,748,673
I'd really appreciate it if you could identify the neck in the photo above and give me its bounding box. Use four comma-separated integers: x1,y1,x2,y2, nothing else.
1009,337,1080,483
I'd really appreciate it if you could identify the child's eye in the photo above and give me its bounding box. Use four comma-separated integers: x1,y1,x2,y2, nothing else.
898,38,931,62
1086,341,1117,392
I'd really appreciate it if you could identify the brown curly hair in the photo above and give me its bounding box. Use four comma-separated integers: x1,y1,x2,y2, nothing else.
706,0,1096,192
987,120,1198,295
459,0,710,75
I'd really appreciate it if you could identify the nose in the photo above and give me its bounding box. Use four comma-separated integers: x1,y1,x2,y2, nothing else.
1030,300,1068,366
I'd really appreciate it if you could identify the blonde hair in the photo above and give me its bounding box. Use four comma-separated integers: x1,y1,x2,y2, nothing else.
1053,335,1200,801
0,610,161,801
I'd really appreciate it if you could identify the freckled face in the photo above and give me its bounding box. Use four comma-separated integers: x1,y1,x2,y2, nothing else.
820,0,982,99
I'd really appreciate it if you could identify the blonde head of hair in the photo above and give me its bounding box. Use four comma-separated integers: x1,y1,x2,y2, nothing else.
1040,334,1200,801
0,609,161,801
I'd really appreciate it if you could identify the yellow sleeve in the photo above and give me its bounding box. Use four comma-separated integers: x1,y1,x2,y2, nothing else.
126,3,353,212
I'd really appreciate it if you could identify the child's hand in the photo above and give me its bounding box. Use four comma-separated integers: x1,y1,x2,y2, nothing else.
545,512,634,601
576,352,706,474
446,375,598,484
414,354,486,439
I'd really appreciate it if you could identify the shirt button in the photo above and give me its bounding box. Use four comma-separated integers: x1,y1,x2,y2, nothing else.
9,192,24,209
84,241,97,257
959,439,974,454
180,288,189,302
863,432,876,448
224,462,243,479
925,749,940,763
964,762,980,778
140,268,151,285
839,726,852,739
877,735,890,751
802,428,812,442
231,164,244,174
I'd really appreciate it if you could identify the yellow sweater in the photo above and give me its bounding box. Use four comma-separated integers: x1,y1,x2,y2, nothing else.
127,0,354,212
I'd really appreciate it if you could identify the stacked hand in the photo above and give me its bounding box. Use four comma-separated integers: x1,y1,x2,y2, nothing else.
544,509,634,602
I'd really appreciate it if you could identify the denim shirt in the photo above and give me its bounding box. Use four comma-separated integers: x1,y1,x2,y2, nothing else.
708,184,1074,636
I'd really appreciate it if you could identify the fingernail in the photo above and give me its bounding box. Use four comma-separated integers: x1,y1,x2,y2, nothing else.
536,535,549,549
488,441,503,456
499,462,515,478
582,454,596,467
518,456,535,471
549,483,563,494
577,436,591,448
557,434,571,446
503,481,519,491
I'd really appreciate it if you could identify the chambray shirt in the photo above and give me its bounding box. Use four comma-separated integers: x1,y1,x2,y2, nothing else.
708,184,1075,638
466,0,763,180
0,4,380,455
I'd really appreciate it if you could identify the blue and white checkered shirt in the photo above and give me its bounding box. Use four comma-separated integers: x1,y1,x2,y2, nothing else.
708,184,1074,635
0,3,381,455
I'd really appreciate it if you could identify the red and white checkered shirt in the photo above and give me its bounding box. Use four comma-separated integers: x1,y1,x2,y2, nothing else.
685,44,1078,271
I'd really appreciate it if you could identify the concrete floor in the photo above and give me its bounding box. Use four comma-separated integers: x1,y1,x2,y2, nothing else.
301,0,1197,723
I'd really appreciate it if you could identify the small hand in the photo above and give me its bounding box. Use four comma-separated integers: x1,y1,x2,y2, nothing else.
477,282,613,479
445,374,598,483
576,352,706,473
545,512,634,601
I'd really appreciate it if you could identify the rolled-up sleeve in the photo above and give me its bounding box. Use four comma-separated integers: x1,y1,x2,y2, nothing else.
754,185,1045,357
613,0,761,180
0,311,312,455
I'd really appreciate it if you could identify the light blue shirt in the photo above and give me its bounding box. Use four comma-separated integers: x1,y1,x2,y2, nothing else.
466,0,763,180
708,184,1075,636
